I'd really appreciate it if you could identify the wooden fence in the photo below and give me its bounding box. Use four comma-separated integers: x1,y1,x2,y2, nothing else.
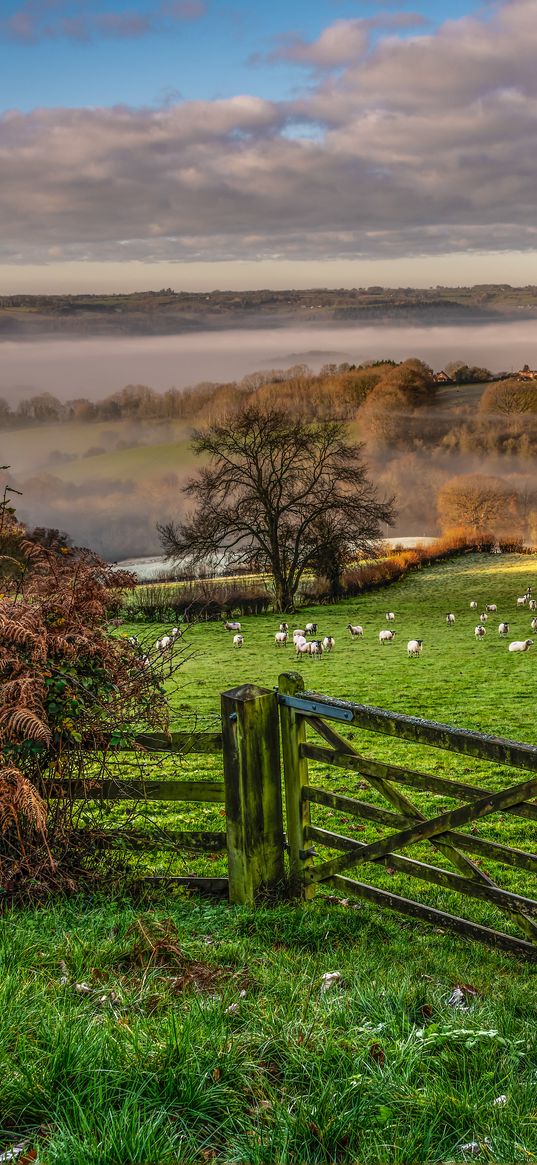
222,673,537,961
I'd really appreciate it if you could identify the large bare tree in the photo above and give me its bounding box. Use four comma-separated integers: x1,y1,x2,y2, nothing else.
158,406,395,611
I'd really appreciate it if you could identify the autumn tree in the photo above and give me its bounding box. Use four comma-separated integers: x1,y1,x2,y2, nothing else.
479,378,537,416
158,406,395,612
437,473,518,535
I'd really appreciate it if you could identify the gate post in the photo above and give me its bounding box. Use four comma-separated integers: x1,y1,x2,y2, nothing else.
221,684,285,904
278,672,315,900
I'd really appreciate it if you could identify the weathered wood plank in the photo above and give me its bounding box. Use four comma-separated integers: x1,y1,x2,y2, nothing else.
301,741,537,823
308,773,537,883
133,731,222,754
304,785,537,873
42,779,225,802
330,875,537,961
296,689,537,772
221,683,285,904
140,876,228,894
279,673,315,899
74,829,227,852
307,825,537,917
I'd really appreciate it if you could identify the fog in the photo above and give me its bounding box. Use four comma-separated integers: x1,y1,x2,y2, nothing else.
1,319,537,403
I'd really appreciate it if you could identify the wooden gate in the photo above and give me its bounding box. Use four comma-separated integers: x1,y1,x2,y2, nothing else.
275,671,537,961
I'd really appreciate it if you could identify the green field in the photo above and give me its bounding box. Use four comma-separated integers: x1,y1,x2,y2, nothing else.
2,552,537,1164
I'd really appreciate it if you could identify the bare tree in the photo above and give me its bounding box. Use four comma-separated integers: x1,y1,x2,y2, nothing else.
437,473,518,535
158,406,395,612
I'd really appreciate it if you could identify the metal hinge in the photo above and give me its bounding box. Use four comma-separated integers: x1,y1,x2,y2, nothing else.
277,693,353,722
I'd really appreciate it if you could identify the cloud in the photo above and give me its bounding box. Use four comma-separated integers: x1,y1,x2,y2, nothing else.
253,12,427,70
1,1,537,265
2,0,205,43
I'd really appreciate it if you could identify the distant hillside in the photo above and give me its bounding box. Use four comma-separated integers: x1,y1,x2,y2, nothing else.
1,284,537,339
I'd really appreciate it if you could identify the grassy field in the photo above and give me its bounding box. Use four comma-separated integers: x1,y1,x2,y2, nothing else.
2,552,537,1164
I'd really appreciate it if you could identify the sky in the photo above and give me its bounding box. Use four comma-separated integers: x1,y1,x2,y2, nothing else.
1,0,536,293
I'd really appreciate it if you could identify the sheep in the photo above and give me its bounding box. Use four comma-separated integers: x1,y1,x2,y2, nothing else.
128,635,139,646
525,586,533,598
295,638,310,657
224,620,241,632
407,639,423,657
446,613,456,625
474,625,486,638
531,618,537,632
516,596,527,608
498,622,510,635
293,629,305,639
279,622,289,632
470,601,478,610
156,635,172,651
379,629,396,644
347,624,364,637
305,622,318,634
322,636,335,653
486,604,497,612
233,634,244,648
171,627,181,638
508,639,534,652
385,612,395,622
275,631,288,646
479,612,488,623
529,600,537,612
309,640,324,659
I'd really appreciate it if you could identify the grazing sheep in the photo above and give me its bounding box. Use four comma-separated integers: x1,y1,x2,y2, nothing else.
224,620,241,632
531,618,537,632
279,622,289,632
480,612,488,623
347,624,364,637
474,625,486,638
486,604,497,613
498,622,510,635
275,631,288,646
322,636,335,653
293,629,305,639
508,639,534,652
295,638,310,657
386,612,395,622
470,601,478,610
407,639,423,657
446,613,456,625
516,596,527,608
305,622,318,634
529,600,537,612
233,634,244,648
156,635,172,651
379,629,396,644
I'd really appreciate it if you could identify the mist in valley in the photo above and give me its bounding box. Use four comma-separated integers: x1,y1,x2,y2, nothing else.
2,320,537,563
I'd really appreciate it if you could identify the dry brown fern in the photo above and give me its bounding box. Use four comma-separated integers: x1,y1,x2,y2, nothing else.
0,765,48,837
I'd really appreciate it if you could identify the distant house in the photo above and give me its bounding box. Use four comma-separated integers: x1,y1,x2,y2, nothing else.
516,365,537,380
433,370,454,383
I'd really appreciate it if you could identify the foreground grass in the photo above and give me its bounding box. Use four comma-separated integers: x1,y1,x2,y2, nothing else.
1,895,536,1164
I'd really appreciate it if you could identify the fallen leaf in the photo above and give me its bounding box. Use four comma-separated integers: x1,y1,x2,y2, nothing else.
369,1042,386,1066
320,971,343,992
212,1067,222,1082
420,1003,433,1019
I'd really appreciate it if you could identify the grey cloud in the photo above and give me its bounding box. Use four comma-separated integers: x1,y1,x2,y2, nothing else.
1,0,537,264
252,12,427,70
3,0,205,43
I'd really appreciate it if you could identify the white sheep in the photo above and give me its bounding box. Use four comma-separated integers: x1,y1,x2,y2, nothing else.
470,601,478,610
379,629,396,644
275,631,288,646
156,635,172,651
309,640,323,659
386,612,395,622
279,622,289,632
305,622,318,634
293,628,305,639
224,620,241,632
407,639,423,657
474,625,486,638
233,634,244,648
516,596,527,608
446,613,455,625
498,622,510,635
322,636,335,652
529,601,537,612
347,624,364,637
480,612,488,623
508,639,534,652
295,638,310,657
486,604,497,612
531,618,537,631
